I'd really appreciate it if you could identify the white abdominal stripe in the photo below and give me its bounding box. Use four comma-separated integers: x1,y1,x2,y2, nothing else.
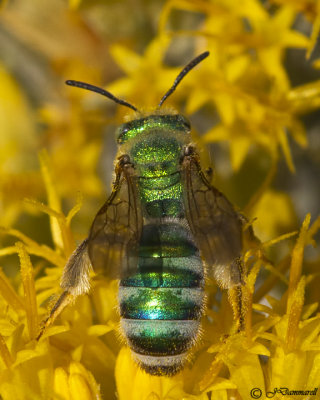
132,351,188,375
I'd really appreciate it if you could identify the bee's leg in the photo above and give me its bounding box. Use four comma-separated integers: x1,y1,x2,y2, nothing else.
37,238,92,340
228,257,246,333
37,291,75,340
228,285,244,332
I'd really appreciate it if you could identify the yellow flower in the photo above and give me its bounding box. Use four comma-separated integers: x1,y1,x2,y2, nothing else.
159,0,316,173
107,36,183,113
0,156,118,398
2,165,319,398
54,362,101,400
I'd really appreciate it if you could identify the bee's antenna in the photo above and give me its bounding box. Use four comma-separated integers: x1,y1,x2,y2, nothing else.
65,80,139,112
158,51,210,108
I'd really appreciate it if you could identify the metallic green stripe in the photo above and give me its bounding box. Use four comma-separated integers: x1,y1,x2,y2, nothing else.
120,270,202,288
121,254,204,288
121,319,199,355
119,287,203,320
129,334,189,355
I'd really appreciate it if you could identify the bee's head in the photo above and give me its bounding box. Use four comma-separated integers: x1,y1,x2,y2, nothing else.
65,51,209,141
116,113,191,145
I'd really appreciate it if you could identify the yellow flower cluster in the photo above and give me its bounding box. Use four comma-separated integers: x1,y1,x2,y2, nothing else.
0,0,320,399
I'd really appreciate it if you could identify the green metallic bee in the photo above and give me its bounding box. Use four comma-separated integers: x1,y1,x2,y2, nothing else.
38,51,245,376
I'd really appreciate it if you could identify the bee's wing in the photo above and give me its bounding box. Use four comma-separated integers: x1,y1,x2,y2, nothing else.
37,160,142,340
88,161,143,279
181,153,243,289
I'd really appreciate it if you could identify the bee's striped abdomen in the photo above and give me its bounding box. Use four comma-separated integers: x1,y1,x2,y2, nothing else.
119,223,204,376
117,131,205,375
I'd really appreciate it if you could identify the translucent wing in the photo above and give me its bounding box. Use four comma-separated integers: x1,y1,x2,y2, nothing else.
181,151,243,289
88,158,143,279
37,158,141,339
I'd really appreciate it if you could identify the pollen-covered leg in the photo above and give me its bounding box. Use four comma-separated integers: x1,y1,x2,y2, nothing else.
224,254,246,333
37,291,75,340
37,239,92,340
228,284,244,332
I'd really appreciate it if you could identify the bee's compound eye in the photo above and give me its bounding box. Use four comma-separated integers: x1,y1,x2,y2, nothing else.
184,146,194,156
116,124,130,144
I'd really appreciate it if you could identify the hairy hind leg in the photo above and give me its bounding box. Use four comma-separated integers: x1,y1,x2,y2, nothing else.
228,256,246,333
37,239,91,340
228,284,245,333
37,291,75,340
